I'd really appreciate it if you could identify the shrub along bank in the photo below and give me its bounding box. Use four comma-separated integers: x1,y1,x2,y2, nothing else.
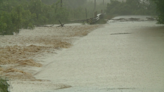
0,0,76,35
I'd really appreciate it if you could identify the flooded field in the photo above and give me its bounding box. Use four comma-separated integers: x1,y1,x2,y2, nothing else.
1,16,164,92
0,24,101,80
34,16,164,92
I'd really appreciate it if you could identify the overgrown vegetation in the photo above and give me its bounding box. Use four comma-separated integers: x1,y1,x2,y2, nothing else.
0,0,106,35
153,0,164,24
0,78,10,92
0,0,90,35
106,0,156,15
0,0,68,35
0,0,162,35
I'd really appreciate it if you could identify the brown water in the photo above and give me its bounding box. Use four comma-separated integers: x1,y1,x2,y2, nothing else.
11,16,164,92
34,16,164,92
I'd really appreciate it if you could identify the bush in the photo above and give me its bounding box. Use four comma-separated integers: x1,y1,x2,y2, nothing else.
0,78,10,92
0,0,70,35
153,0,164,24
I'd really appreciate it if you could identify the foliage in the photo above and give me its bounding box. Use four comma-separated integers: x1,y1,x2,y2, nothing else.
64,0,87,8
0,1,35,35
106,0,156,15
0,0,70,35
153,0,164,24
0,0,107,35
0,78,10,92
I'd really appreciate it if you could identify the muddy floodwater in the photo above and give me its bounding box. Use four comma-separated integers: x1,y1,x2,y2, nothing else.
9,16,164,92
34,16,164,92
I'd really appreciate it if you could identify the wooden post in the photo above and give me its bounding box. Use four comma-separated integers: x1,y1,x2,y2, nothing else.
2,31,4,36
58,20,64,27
94,11,97,18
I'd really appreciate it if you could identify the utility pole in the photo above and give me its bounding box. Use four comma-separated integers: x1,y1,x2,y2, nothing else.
61,0,62,8
94,0,96,11
94,0,97,18
103,0,104,5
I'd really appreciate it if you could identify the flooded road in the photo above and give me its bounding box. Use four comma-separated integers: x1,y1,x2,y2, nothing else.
35,16,164,92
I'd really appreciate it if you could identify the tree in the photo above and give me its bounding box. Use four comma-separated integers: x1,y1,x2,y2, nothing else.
153,0,164,24
0,0,90,35
64,0,87,8
106,0,156,15
0,16,7,35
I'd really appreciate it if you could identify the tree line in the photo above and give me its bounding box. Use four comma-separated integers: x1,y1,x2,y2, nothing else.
106,0,156,15
0,0,88,35
106,0,164,24
0,0,164,35
153,0,164,24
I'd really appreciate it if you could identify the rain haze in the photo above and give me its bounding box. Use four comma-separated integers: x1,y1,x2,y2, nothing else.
0,0,164,92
